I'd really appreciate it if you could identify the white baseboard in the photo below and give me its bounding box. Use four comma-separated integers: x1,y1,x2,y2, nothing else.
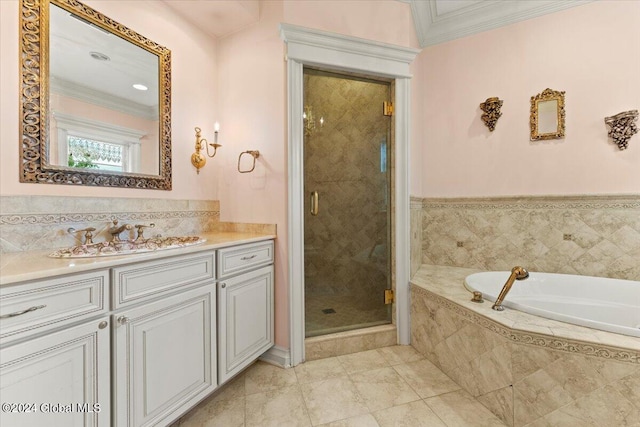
259,345,292,369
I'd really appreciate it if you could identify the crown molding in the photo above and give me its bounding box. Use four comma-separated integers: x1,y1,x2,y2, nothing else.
51,77,158,120
409,0,594,47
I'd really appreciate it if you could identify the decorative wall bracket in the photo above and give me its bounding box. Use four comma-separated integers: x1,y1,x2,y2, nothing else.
479,97,503,131
604,110,638,150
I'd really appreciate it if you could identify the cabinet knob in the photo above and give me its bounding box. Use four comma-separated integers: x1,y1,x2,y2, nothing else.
117,316,130,325
98,321,108,329
221,283,226,288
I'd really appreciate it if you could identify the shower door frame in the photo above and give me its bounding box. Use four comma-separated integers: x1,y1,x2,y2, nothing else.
280,24,419,367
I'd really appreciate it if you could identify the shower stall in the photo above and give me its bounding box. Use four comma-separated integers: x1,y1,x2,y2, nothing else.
303,68,393,337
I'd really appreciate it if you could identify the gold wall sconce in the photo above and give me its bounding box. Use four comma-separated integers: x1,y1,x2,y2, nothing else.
303,105,324,136
605,110,638,150
238,150,260,173
479,97,503,131
191,124,221,174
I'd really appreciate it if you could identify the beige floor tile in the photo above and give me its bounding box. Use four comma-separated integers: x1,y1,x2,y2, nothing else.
178,396,245,427
377,345,424,366
295,357,347,384
245,384,311,427
350,367,421,411
425,390,506,427
301,377,369,425
212,373,246,402
372,400,447,427
317,413,380,427
393,359,460,399
244,361,298,395
338,349,390,374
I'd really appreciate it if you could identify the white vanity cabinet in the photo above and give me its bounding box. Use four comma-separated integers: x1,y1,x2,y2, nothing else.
111,250,217,427
0,237,275,427
217,241,274,383
112,284,216,427
0,271,111,427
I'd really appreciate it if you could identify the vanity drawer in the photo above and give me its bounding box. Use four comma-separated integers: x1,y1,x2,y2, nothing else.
217,241,274,279
0,270,108,344
112,251,215,309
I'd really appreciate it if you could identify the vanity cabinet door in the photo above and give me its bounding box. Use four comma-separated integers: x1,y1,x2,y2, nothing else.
218,265,274,384
112,284,216,427
0,316,110,427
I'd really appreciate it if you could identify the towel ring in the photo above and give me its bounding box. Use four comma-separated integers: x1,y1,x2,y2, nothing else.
238,150,260,173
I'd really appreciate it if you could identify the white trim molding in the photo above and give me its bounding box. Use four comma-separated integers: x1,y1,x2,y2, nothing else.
52,112,146,172
409,0,594,47
259,345,292,369
280,23,419,367
51,77,158,120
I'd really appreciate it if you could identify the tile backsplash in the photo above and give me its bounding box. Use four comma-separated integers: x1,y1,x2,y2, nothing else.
413,195,640,281
0,196,220,252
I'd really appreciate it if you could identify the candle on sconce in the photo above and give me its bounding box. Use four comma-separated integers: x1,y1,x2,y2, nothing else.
214,122,220,143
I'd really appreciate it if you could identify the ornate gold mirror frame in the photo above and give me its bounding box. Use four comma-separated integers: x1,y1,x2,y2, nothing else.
530,88,565,141
20,0,172,189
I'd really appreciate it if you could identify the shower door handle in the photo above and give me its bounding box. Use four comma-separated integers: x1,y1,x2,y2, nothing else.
310,191,319,216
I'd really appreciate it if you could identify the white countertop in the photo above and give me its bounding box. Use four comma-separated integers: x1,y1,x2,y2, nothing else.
411,264,640,354
0,232,276,287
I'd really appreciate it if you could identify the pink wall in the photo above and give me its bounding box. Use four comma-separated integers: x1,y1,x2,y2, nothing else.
416,0,640,198
217,0,417,348
0,0,219,199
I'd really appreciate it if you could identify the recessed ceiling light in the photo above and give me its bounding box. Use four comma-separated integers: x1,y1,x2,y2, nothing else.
89,51,110,61
133,84,148,91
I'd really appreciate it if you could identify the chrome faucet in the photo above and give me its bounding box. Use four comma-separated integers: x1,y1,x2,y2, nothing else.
492,266,529,311
109,219,132,242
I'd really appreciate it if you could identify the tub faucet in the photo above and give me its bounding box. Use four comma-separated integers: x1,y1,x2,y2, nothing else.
109,219,132,242
492,266,529,311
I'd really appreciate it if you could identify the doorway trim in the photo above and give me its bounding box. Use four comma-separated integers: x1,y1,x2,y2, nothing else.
280,24,419,367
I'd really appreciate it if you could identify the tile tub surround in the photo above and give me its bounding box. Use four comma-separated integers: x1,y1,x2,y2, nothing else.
419,194,640,281
411,265,640,427
172,345,507,427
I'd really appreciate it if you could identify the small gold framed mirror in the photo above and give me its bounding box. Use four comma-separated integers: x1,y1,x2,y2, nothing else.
530,88,565,141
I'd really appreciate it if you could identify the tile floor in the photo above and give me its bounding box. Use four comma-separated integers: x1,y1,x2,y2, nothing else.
173,346,507,427
305,293,391,337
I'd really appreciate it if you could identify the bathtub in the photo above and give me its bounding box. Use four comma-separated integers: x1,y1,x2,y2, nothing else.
465,271,640,338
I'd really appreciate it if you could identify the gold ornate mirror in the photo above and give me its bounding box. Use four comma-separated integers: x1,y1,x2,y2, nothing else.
20,0,172,189
530,88,565,141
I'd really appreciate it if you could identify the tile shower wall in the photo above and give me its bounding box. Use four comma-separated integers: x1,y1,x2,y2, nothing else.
0,195,220,252
303,70,392,332
418,195,640,281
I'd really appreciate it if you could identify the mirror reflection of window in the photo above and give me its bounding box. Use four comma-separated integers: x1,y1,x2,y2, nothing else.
537,100,558,134
67,136,124,171
49,3,160,175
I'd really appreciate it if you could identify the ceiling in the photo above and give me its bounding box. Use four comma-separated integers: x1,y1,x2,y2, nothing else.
161,0,260,39
158,0,594,48
50,3,159,118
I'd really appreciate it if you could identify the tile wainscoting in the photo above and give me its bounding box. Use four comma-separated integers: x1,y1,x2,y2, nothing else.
413,194,640,281
0,195,276,253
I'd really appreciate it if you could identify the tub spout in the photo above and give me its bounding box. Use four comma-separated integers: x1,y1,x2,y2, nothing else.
492,266,529,311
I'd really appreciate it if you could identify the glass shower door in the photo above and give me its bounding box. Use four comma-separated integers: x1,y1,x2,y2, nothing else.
303,68,392,337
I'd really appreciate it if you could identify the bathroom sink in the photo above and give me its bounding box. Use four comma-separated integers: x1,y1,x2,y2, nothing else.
49,236,206,258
